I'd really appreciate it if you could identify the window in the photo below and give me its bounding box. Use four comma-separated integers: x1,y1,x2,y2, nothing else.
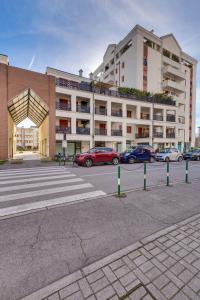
115,68,118,74
127,126,132,133
127,110,132,118
120,40,132,55
143,58,147,66
122,76,124,82
143,76,147,81
172,54,179,63
122,62,125,68
105,64,109,71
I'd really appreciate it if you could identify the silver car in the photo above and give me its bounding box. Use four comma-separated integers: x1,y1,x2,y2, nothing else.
155,148,183,162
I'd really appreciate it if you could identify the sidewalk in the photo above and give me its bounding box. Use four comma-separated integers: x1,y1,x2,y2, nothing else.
22,213,200,300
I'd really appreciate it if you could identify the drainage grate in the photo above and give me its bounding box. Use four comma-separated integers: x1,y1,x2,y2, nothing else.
120,282,156,300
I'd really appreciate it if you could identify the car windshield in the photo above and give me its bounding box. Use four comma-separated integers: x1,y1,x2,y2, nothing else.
159,149,171,153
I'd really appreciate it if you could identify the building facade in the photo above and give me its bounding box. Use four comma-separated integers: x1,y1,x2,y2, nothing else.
93,25,197,149
15,126,39,150
0,25,197,160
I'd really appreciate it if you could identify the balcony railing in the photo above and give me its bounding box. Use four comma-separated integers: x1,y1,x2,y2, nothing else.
111,129,122,136
166,114,176,122
95,107,107,115
111,110,122,117
56,102,71,111
56,78,176,106
76,127,90,135
76,105,90,113
153,132,163,138
141,113,150,120
153,115,163,121
166,132,176,138
135,132,149,138
56,126,71,134
95,128,107,135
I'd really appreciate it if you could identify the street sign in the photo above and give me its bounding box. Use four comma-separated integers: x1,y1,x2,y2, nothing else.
62,140,67,148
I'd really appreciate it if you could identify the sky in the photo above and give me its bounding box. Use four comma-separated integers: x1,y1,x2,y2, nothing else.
0,0,200,128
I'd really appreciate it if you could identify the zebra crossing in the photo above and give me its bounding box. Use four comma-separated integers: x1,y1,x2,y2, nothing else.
0,166,106,218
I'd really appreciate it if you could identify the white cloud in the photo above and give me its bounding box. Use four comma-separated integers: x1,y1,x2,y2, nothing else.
28,55,35,69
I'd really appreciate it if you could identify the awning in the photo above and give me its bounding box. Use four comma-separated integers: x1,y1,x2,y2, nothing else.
8,88,49,127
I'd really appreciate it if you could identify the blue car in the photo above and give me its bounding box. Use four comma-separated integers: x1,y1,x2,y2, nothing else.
120,147,155,164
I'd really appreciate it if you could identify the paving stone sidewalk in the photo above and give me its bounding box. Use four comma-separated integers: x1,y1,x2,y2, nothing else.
22,213,200,300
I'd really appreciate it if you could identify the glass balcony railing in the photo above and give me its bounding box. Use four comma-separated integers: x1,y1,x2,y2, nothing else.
56,102,71,111
135,132,149,138
166,115,176,122
166,132,175,138
76,105,90,113
95,107,107,115
111,129,122,136
141,113,150,120
153,115,163,121
56,126,71,134
76,127,90,135
95,128,107,135
153,132,163,138
111,111,122,117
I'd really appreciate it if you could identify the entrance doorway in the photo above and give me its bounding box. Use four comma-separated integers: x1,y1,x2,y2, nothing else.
7,88,49,159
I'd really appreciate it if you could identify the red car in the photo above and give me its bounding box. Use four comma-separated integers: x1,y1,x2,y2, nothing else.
74,147,120,167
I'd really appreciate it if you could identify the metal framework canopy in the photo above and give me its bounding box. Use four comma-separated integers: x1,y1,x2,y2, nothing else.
8,88,49,127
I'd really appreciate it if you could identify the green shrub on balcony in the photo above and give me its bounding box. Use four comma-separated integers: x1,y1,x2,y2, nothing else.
118,87,150,97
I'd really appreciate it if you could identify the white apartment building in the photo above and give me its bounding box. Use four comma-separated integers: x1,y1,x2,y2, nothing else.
47,64,187,155
93,25,197,149
15,126,39,150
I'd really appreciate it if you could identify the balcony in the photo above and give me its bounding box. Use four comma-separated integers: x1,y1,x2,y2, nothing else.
153,115,163,121
162,56,180,69
141,113,150,120
166,114,176,122
111,129,122,136
76,127,90,135
76,105,90,113
162,80,185,93
95,107,107,115
153,132,163,138
135,132,149,138
95,128,107,135
166,132,175,138
163,65,185,80
111,111,122,117
56,126,71,134
56,102,71,111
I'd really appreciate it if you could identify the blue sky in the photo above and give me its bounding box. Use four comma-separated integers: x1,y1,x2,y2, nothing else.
0,0,200,128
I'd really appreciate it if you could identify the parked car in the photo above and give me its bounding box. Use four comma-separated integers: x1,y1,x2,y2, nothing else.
155,148,183,162
120,147,155,164
74,147,120,167
183,149,200,161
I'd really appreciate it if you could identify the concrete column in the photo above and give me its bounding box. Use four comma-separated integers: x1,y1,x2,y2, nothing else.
163,125,166,138
107,121,111,136
122,103,126,117
122,121,126,137
71,94,76,112
71,118,76,134
107,101,111,116
136,106,141,119
122,138,127,151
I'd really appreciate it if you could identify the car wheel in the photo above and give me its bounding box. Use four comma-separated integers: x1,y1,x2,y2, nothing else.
128,157,135,164
84,158,93,167
112,157,119,165
178,156,183,162
165,157,170,162
150,157,155,163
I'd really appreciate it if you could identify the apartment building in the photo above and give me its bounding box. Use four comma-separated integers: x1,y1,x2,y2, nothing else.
0,25,197,160
93,25,197,149
15,126,39,150
47,67,184,155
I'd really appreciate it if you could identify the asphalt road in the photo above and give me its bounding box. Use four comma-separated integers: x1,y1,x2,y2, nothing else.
0,161,200,300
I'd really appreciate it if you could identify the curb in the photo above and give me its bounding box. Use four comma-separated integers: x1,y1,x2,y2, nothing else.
20,211,200,300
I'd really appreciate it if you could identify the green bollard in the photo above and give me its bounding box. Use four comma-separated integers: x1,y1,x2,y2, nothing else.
117,165,121,196
185,160,189,183
166,161,170,186
144,162,147,190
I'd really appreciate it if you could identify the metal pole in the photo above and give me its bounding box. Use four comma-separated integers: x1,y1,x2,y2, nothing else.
144,162,147,190
117,166,121,196
166,161,169,186
186,160,189,183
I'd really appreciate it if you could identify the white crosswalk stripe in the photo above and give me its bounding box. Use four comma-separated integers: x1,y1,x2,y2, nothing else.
0,166,106,218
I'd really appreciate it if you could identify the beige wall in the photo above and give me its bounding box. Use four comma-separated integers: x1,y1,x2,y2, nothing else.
39,116,49,157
